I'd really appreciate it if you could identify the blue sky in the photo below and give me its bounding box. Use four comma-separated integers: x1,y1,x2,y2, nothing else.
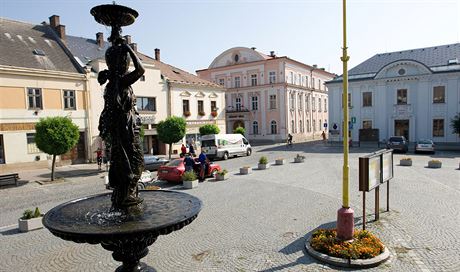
1,0,459,75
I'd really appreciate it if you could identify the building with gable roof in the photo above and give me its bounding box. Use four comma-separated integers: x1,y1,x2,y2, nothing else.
326,43,460,144
197,47,335,143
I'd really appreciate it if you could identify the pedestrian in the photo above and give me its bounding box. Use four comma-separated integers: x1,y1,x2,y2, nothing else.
189,143,195,157
180,144,187,158
184,154,195,173
95,148,103,170
198,148,209,182
321,131,326,143
287,133,293,147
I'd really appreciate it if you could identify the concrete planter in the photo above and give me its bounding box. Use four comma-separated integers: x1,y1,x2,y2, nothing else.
294,157,305,163
215,173,228,181
399,159,412,166
258,163,269,170
240,167,252,175
275,159,285,165
18,217,43,232
183,180,198,189
428,161,442,168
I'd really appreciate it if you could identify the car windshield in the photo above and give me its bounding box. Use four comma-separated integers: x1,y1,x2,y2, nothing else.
201,140,215,147
165,159,182,167
418,140,432,144
389,137,403,142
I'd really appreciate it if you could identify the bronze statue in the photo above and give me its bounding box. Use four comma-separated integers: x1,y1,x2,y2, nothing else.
98,28,145,210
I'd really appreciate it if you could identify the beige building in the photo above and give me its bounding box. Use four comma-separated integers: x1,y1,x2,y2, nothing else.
197,47,335,143
0,17,90,169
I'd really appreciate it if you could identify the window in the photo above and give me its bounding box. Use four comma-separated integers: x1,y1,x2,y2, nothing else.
269,95,277,109
306,95,310,111
218,78,225,86
298,74,302,85
363,92,372,107
198,100,204,113
235,97,241,111
252,121,259,135
251,74,257,86
27,88,42,109
271,120,277,134
433,86,445,103
348,93,352,108
291,120,295,133
433,119,444,137
211,101,217,111
363,120,372,129
319,119,322,131
397,89,407,104
324,99,327,112
63,90,76,110
306,76,309,88
26,133,40,153
300,120,303,133
290,72,294,84
234,76,241,88
251,96,258,111
298,94,302,109
136,97,156,111
312,96,316,111
311,77,315,88
307,120,310,132
269,72,276,84
318,79,321,90
313,120,316,131
318,98,322,112
290,93,295,110
182,99,190,113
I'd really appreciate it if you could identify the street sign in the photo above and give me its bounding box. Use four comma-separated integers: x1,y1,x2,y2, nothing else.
323,123,327,128
333,123,338,130
351,117,356,124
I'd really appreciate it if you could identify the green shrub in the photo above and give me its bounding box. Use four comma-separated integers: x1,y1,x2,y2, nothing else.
33,207,41,218
182,171,197,181
217,169,228,175
21,207,42,220
259,156,268,164
233,126,245,135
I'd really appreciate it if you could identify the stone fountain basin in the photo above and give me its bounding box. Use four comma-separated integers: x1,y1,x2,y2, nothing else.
43,190,202,244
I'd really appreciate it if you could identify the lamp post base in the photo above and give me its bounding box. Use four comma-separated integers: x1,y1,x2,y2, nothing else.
337,207,354,241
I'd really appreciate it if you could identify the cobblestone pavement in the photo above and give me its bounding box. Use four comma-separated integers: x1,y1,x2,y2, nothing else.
0,142,459,271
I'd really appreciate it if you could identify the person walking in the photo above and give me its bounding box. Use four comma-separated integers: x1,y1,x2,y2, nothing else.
321,131,327,143
198,148,209,182
189,143,195,157
287,133,293,147
184,154,195,173
180,144,187,158
95,148,103,170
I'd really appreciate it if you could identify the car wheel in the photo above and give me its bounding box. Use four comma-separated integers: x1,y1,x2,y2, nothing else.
137,182,145,190
223,152,229,160
246,148,252,156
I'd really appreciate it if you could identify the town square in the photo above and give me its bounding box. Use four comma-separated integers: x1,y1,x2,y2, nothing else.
0,0,459,271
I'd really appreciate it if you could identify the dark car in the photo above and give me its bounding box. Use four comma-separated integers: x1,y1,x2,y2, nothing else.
386,136,409,153
144,155,169,171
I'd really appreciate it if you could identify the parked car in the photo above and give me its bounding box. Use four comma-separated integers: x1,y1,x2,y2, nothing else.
415,139,435,154
105,171,154,190
200,134,252,160
144,155,169,171
157,158,222,182
386,136,409,153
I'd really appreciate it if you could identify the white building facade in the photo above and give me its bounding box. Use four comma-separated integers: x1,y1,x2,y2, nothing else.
327,43,460,144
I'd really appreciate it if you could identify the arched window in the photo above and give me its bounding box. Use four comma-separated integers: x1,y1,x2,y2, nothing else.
291,120,295,133
271,120,277,134
300,120,303,133
307,120,310,132
252,121,259,135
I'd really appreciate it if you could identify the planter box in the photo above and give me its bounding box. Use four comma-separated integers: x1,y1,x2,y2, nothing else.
18,217,43,232
400,159,412,166
258,163,269,170
275,159,285,165
183,180,198,189
428,161,442,168
294,157,305,163
215,173,228,181
240,167,252,175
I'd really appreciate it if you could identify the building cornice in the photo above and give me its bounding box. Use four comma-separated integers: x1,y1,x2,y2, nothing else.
169,81,224,91
0,65,86,81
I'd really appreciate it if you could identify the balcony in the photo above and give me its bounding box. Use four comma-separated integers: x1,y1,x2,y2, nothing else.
226,106,250,113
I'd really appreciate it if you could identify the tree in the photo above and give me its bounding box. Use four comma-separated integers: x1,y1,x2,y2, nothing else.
199,124,220,135
35,117,79,181
234,126,245,136
451,113,460,137
157,116,186,159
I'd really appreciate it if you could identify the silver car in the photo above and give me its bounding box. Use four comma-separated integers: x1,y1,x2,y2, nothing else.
415,139,435,154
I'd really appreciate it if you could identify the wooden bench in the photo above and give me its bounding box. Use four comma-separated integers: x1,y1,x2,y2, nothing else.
0,173,19,187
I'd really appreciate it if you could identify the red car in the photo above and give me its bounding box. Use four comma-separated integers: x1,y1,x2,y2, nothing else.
157,158,222,182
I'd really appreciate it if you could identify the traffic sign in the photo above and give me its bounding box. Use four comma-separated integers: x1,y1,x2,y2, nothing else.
324,123,328,128
351,117,356,124
333,123,338,130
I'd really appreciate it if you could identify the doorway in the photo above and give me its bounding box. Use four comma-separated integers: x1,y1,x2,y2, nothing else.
0,135,5,164
394,120,409,140
233,120,245,131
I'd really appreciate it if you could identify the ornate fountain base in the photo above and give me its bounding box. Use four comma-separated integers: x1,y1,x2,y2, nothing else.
43,191,201,272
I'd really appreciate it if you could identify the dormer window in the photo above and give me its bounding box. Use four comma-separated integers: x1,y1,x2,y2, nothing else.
234,54,239,62
398,68,406,75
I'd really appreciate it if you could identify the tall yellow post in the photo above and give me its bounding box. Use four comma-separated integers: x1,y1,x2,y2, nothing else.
336,0,354,241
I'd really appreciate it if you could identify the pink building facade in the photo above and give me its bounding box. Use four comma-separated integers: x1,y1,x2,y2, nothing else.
197,47,335,142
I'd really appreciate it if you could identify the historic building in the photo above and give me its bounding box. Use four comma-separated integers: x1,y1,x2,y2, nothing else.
0,17,90,168
197,47,335,143
326,43,460,144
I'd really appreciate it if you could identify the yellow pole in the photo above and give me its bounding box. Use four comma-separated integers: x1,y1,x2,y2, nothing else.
341,0,350,208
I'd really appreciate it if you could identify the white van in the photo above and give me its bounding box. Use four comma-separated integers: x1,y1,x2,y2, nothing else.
200,134,252,160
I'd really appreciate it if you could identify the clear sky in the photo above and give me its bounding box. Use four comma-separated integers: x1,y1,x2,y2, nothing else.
1,0,459,75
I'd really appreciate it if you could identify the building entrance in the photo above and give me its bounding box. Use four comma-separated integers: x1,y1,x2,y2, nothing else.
394,120,409,140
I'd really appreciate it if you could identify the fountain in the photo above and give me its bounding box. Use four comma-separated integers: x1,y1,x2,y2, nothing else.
43,4,202,272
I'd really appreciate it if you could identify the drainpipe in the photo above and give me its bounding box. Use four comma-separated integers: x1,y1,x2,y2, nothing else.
84,66,93,162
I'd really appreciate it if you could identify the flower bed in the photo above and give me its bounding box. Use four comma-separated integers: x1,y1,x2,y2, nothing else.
310,229,384,259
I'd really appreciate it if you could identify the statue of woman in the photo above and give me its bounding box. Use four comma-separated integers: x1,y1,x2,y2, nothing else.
98,36,145,210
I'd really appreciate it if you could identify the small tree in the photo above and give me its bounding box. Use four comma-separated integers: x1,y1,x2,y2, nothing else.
451,113,460,137
157,116,186,159
199,124,220,135
234,126,245,136
35,117,79,181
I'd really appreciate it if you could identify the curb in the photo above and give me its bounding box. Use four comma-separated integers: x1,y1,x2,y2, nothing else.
304,233,390,268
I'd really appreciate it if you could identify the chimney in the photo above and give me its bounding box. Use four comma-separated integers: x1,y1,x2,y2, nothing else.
251,47,256,50
56,24,66,40
313,64,318,68
270,51,275,57
96,32,104,48
129,43,137,52
154,48,160,61
49,15,60,28
124,35,132,44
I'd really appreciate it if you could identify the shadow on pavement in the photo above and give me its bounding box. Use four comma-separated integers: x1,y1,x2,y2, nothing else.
0,179,29,189
0,228,20,236
37,169,102,179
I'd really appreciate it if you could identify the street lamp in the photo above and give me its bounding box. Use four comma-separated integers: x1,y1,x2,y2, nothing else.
337,0,354,241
